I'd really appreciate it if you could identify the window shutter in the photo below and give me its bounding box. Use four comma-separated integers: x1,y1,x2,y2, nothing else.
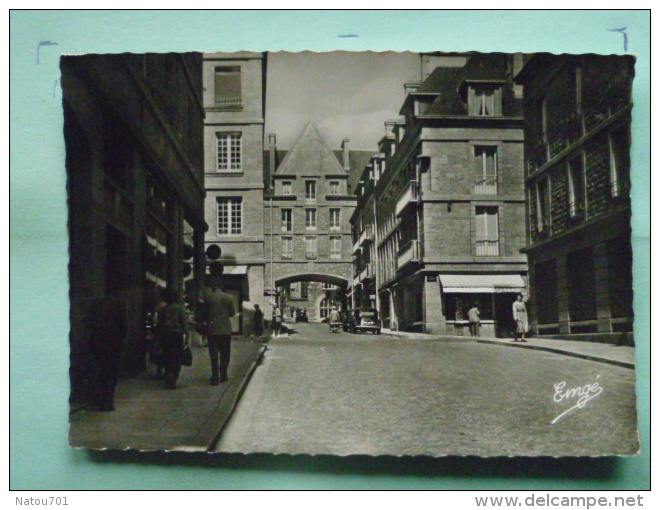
486,148,497,181
493,87,502,116
473,147,482,182
486,208,498,238
475,208,486,238
468,86,477,115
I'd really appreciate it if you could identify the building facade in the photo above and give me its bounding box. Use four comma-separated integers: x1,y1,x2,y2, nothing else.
203,52,268,334
62,53,206,405
264,124,359,322
516,54,635,342
354,53,528,336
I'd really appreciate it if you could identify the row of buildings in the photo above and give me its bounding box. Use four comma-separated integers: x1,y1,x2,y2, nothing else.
202,51,634,342
63,50,635,406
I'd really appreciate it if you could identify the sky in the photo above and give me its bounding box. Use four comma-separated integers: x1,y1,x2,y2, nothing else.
264,51,420,151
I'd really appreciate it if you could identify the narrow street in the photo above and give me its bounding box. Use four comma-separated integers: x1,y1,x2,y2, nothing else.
215,323,638,457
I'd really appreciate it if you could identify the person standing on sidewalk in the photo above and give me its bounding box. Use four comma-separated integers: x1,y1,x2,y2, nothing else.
467,304,481,338
204,263,236,385
512,294,529,342
158,288,189,389
252,304,264,338
272,304,282,336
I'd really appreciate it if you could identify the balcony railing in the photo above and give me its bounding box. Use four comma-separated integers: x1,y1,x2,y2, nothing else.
305,252,318,260
359,224,374,247
475,237,499,256
397,240,420,269
395,180,419,217
281,252,293,260
214,98,242,109
360,263,374,281
473,179,498,195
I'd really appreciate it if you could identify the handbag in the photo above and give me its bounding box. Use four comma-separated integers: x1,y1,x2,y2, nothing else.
181,338,193,367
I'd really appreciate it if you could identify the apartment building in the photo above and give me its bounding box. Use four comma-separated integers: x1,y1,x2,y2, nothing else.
360,53,528,336
516,54,635,342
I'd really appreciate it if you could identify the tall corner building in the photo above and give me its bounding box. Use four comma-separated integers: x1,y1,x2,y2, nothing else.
355,53,529,336
203,52,268,335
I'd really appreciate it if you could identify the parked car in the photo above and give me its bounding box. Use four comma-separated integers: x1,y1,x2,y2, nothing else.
344,308,381,334
295,309,309,323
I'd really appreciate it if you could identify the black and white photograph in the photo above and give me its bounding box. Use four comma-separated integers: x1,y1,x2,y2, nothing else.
64,50,638,458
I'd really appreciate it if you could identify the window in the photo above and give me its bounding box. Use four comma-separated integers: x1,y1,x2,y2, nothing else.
216,133,242,171
214,66,242,108
305,208,317,230
329,181,340,195
330,236,342,259
305,180,316,201
329,209,341,231
217,197,242,235
322,282,337,290
305,236,317,259
567,247,597,324
281,236,293,260
468,84,502,116
567,155,585,218
475,206,499,256
281,181,292,195
474,146,498,194
536,260,559,325
281,209,292,232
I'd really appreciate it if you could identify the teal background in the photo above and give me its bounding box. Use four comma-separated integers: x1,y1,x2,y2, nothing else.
10,10,650,490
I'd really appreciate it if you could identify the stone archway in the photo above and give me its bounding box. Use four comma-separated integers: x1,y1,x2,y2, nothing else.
275,273,349,322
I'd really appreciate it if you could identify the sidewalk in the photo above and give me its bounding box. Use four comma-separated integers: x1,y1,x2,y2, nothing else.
69,338,267,452
381,329,635,369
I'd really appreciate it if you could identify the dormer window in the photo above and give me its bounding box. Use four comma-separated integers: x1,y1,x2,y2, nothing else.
467,83,502,117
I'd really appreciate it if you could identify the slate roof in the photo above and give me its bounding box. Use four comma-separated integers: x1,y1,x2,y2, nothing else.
412,52,523,117
264,123,375,195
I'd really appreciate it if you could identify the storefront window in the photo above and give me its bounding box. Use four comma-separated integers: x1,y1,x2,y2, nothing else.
445,293,494,321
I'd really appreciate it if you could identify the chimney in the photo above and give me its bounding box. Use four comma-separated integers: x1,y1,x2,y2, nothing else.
268,133,277,186
341,138,350,172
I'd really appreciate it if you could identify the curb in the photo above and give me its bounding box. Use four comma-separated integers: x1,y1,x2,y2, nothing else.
476,339,635,370
383,331,634,370
203,344,267,452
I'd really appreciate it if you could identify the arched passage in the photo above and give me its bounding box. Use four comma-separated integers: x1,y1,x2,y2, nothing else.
274,273,349,322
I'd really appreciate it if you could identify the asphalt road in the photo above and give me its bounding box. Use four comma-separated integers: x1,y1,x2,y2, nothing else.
214,323,638,457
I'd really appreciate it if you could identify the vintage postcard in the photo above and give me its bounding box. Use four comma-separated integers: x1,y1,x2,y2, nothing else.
65,50,638,457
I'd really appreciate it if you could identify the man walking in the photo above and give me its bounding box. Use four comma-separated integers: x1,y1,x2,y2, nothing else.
204,262,236,385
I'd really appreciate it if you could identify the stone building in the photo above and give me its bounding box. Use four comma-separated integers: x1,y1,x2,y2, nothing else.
349,152,385,311
355,53,528,336
515,54,635,342
202,52,268,334
264,124,363,322
62,53,206,405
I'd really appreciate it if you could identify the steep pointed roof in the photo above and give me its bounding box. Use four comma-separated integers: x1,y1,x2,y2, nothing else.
275,123,347,176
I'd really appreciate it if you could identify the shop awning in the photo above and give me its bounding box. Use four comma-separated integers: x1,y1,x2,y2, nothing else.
439,274,525,293
206,264,248,276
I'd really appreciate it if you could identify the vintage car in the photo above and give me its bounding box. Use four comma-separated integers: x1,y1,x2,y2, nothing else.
344,308,381,334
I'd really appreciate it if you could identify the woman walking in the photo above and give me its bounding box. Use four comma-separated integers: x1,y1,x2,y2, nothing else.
158,288,189,389
512,294,529,342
